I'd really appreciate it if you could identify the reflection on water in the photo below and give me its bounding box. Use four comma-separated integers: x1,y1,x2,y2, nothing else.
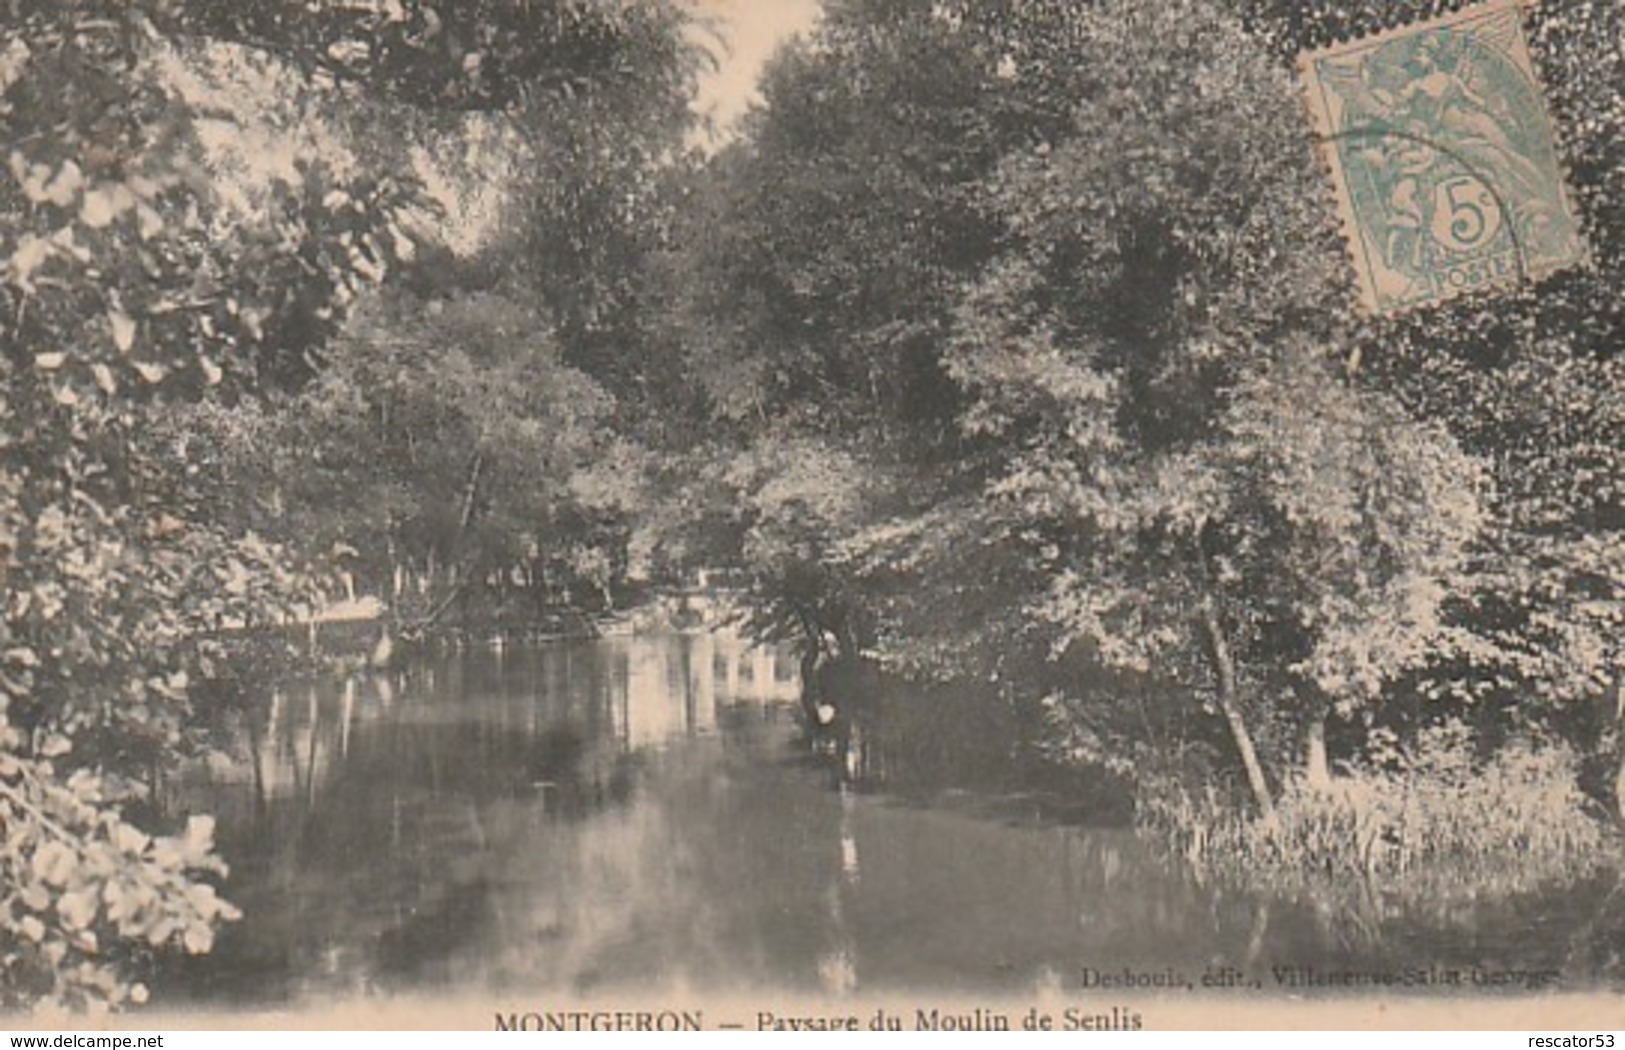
171,635,1622,1007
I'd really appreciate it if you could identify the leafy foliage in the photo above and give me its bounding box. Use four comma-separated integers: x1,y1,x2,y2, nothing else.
1,0,702,1013
168,288,635,620
4,0,1618,1009
676,0,1620,831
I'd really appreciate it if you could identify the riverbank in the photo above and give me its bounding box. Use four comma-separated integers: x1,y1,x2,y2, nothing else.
162,636,1625,1014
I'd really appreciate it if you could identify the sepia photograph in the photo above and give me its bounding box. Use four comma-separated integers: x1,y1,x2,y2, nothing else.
0,0,1621,1033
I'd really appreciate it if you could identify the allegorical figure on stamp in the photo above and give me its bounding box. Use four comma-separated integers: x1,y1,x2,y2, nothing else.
1300,2,1585,312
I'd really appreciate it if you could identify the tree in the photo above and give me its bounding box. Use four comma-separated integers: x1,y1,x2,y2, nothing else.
170,287,633,624
673,0,1031,446
1230,0,1624,811
0,3,407,1008
657,0,1071,737
677,0,1517,816
0,0,703,1011
177,0,714,621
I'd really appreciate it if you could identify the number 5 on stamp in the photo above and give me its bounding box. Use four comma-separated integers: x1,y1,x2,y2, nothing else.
1298,0,1586,315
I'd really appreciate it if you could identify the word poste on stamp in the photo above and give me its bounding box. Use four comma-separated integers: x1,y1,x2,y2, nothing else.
1298,0,1585,314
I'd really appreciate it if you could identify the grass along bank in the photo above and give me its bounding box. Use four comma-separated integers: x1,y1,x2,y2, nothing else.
1138,723,1622,914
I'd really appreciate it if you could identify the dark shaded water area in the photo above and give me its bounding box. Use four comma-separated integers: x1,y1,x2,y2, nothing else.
166,634,1624,1008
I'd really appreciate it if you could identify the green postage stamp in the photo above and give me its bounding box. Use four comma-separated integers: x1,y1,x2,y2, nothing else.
1298,0,1586,314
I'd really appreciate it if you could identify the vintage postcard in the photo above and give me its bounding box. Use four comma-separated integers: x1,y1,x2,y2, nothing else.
1,0,1620,1036
1298,0,1587,314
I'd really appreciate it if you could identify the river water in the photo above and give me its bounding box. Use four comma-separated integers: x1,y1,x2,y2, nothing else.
170,634,1622,1008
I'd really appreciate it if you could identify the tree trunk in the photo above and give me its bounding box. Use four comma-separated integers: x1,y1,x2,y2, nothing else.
458,451,485,535
1615,757,1625,828
1198,597,1275,819
1305,709,1332,792
422,579,467,627
1611,673,1625,821
796,610,827,727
